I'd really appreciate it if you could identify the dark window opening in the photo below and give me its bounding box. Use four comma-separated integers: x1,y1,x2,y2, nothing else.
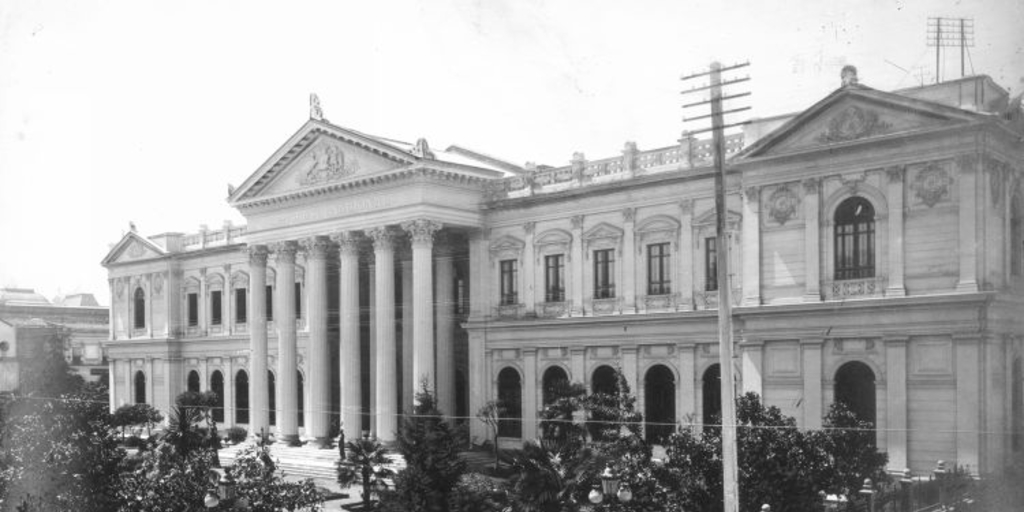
211,290,222,325
235,370,249,424
545,254,565,302
134,370,146,404
133,287,146,329
834,197,876,280
211,371,225,423
702,364,721,430
705,237,718,292
647,242,671,295
500,259,518,305
235,288,247,323
187,293,199,327
834,361,877,431
266,285,274,321
294,282,302,319
593,249,615,299
497,367,522,437
645,364,676,443
187,370,200,393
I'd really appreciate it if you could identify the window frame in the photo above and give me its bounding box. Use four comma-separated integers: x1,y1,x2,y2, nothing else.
704,237,718,292
187,292,199,327
544,253,566,302
210,290,223,326
647,242,672,295
234,287,248,324
499,259,519,306
833,197,876,280
593,248,616,299
133,287,146,330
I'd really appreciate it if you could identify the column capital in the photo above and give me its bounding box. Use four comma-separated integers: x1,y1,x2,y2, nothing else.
570,215,584,230
523,221,536,235
367,226,400,250
744,186,760,202
300,236,331,259
247,245,269,266
678,199,694,215
330,231,361,255
622,207,636,223
270,241,298,263
401,219,442,246
883,335,910,346
802,177,820,193
885,165,906,183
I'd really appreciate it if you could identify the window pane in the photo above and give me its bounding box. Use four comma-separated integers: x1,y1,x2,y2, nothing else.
188,293,199,327
500,260,518,305
211,291,222,325
545,254,565,302
266,285,274,321
294,282,302,318
705,238,718,291
593,249,615,299
235,288,247,323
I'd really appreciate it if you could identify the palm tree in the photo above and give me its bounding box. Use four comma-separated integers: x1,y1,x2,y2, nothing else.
336,436,394,509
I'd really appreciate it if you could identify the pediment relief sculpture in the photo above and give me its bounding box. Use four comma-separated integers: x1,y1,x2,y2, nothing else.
767,185,801,226
817,105,892,144
912,162,954,208
298,143,360,186
582,222,624,241
489,235,525,260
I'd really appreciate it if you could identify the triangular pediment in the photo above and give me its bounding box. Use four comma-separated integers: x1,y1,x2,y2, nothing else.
692,208,742,227
739,86,985,160
229,120,419,204
583,222,624,241
102,232,167,266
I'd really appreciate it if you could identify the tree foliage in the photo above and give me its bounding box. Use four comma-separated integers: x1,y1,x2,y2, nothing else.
226,440,323,512
379,384,467,512
336,436,394,509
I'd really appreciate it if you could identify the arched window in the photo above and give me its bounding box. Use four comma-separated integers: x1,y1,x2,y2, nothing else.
542,366,570,406
645,364,676,443
134,370,146,404
133,287,146,329
834,361,876,428
268,371,277,426
235,370,249,424
591,365,617,395
210,371,224,423
187,370,201,393
702,364,721,429
834,197,875,280
497,367,522,438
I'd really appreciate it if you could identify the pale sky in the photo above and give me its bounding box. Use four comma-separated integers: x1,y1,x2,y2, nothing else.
1,0,1021,306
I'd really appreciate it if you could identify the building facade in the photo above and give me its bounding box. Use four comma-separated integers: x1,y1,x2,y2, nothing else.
0,288,109,391
102,68,1024,475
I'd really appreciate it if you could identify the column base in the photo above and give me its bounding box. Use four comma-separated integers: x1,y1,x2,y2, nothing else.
742,296,761,307
313,436,334,449
955,281,979,293
277,434,302,447
803,292,821,302
885,286,906,297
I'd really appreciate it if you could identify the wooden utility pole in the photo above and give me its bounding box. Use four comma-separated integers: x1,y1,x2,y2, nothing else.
927,17,974,82
681,60,750,512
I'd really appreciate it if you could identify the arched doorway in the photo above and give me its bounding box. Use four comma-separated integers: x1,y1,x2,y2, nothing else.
235,370,249,425
297,370,304,428
210,370,225,423
134,370,146,404
591,365,617,395
702,364,721,429
834,361,876,427
268,371,277,426
542,366,570,406
187,370,200,394
645,364,676,443
497,367,522,438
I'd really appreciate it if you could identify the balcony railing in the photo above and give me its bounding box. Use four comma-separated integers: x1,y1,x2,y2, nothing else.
824,277,887,300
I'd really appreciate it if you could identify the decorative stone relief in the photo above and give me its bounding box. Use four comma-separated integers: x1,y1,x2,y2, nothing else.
678,199,693,215
622,207,636,223
400,219,442,247
299,143,359,186
523,221,536,235
885,165,905,183
127,242,145,258
816,106,892,144
248,245,269,266
489,235,525,261
570,215,584,230
115,278,125,299
913,163,953,208
767,185,800,226
153,273,165,296
986,157,1011,207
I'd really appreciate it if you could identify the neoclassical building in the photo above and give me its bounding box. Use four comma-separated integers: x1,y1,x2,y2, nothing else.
103,68,1024,475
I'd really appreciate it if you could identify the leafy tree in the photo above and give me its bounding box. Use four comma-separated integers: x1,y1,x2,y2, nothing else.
808,403,889,496
112,403,163,438
336,436,394,509
379,384,467,512
115,443,215,512
538,381,587,445
226,439,323,512
504,437,598,512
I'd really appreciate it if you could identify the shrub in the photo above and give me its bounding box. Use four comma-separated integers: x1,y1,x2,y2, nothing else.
123,435,145,449
226,426,248,444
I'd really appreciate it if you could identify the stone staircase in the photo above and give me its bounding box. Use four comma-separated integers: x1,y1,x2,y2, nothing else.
217,442,408,481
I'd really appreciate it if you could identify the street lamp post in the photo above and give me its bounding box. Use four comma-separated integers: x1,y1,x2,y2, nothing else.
858,478,876,512
205,470,249,510
587,466,634,507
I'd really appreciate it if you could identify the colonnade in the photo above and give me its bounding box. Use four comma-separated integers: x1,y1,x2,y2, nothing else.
245,219,460,445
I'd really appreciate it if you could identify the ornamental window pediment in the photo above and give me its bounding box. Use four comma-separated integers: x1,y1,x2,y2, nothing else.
692,208,742,238
205,273,225,290
535,229,572,255
489,235,525,261
636,215,680,246
184,276,201,294
583,222,623,252
231,271,249,289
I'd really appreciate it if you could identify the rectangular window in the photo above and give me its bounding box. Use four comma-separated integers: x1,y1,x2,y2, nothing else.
210,290,222,325
294,282,302,319
705,237,718,291
266,285,274,321
647,242,671,295
499,259,518,305
593,249,615,299
187,293,199,327
544,254,565,302
235,288,247,324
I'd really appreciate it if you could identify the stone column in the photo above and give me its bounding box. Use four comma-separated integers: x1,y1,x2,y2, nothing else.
368,227,398,441
402,219,442,401
957,155,980,292
621,346,638,397
145,357,155,406
523,222,536,314
570,215,585,315
884,336,908,471
570,348,586,387
622,208,637,313
108,360,116,412
273,241,300,445
247,245,270,437
368,263,376,436
679,201,694,310
467,230,488,443
224,357,235,427
435,241,457,418
740,339,763,396
302,236,331,445
955,334,981,472
522,348,538,440
332,232,362,442
199,359,209,391
108,279,116,341
742,187,761,306
803,179,821,301
886,167,907,296
401,259,414,414
222,264,232,334
677,344,696,424
801,338,824,429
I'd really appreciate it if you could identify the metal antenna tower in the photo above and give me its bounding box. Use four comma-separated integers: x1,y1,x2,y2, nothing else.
927,17,975,82
680,61,751,512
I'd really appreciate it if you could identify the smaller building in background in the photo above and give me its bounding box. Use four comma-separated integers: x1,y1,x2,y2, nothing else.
0,287,110,392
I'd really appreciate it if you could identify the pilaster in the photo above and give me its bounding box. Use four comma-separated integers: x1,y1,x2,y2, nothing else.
272,241,299,444
957,155,980,292
803,179,821,302
884,336,908,470
622,208,637,312
955,334,982,473
571,215,585,315
523,222,537,315
739,338,764,396
886,167,907,296
677,344,696,425
801,338,824,428
679,201,694,310
224,357,235,427
522,348,538,441
741,187,761,306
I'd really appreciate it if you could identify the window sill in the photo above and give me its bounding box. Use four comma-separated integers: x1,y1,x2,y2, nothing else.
538,301,570,318
641,293,678,312
824,277,886,300
494,303,524,320
589,297,622,316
